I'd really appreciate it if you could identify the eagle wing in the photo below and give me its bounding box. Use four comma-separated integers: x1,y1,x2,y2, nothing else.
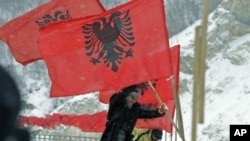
82,20,104,56
114,10,135,47
36,15,53,27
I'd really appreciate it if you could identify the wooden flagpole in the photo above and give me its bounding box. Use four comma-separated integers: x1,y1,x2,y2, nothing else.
199,0,210,124
170,76,185,141
147,81,185,141
191,25,202,141
191,0,210,140
174,111,177,141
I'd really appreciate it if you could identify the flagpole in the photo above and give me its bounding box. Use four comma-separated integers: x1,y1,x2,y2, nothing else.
166,132,168,141
147,81,185,141
165,131,167,141
199,0,210,124
191,25,202,141
174,112,177,141
169,76,185,141
191,0,210,140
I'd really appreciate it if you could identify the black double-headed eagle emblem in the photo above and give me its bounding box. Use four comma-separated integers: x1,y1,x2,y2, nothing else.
36,10,71,27
82,10,135,72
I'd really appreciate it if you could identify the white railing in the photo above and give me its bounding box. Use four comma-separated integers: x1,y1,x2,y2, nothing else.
31,134,101,141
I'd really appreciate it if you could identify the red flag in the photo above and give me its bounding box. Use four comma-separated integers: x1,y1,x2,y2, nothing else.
18,111,107,132
99,45,180,104
135,44,180,133
0,0,105,65
39,0,172,97
18,45,180,133
99,89,119,103
99,77,174,104
99,44,180,132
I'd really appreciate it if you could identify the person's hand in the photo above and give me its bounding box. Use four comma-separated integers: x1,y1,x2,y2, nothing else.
159,103,168,114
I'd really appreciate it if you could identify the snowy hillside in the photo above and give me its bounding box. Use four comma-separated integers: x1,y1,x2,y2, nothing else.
170,1,250,140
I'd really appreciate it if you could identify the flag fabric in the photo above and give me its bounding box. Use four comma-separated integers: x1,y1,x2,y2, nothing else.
170,44,180,93
0,0,105,65
18,45,180,133
99,76,174,104
135,44,180,133
99,89,120,103
100,45,180,132
18,112,107,132
99,45,180,104
39,0,172,97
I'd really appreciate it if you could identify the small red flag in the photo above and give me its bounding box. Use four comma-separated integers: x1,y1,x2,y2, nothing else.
0,0,105,65
39,0,172,97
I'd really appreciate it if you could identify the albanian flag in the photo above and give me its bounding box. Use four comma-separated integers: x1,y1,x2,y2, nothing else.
18,45,180,133
39,0,172,97
0,0,105,65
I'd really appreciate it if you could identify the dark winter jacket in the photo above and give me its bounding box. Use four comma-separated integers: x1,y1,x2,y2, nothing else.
0,66,30,141
100,89,164,141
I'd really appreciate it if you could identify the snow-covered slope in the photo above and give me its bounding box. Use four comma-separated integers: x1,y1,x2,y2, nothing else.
170,0,250,140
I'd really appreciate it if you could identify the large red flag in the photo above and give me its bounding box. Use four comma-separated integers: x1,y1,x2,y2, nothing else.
18,45,180,133
0,0,105,65
39,0,172,97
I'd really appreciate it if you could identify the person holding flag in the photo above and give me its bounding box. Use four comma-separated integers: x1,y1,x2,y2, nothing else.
100,84,167,141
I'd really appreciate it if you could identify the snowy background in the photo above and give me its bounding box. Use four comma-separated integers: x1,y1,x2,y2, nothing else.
1,0,250,141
